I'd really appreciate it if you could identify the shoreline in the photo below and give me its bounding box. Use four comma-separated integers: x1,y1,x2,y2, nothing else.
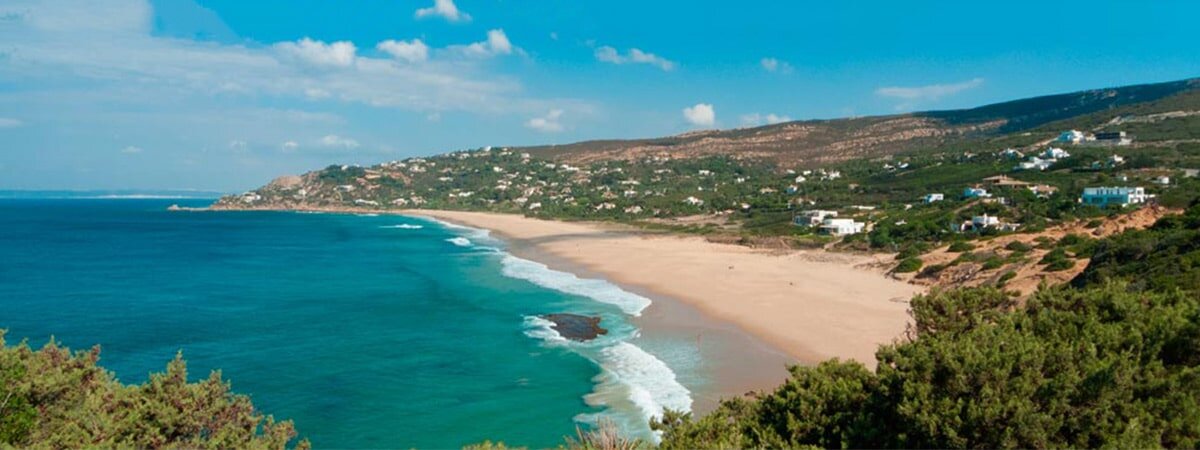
202,206,923,408
403,210,923,369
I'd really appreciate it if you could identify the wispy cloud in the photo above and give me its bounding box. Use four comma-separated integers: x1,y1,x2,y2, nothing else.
682,103,715,127
595,46,675,71
455,29,515,57
526,109,565,133
414,0,470,22
377,39,429,63
740,113,792,127
876,78,985,109
120,145,143,154
274,38,357,67
760,57,792,74
318,134,360,149
0,118,23,128
0,1,552,115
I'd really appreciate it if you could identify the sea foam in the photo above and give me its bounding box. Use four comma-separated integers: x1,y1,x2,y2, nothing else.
445,237,472,247
380,224,424,229
499,254,651,317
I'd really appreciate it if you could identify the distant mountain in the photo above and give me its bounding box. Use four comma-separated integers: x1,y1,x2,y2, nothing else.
518,77,1200,165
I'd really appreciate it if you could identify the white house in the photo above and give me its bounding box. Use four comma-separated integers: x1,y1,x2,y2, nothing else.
1107,154,1125,167
924,193,945,203
973,214,1000,229
820,218,865,236
794,210,838,226
1000,148,1024,159
1016,157,1055,171
1041,147,1071,159
1080,187,1148,207
1155,176,1171,185
963,187,993,199
1057,130,1086,144
683,196,705,206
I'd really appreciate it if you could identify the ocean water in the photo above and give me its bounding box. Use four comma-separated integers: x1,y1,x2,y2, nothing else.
0,199,693,448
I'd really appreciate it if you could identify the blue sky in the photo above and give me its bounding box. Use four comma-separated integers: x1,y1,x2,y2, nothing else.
1,0,1197,191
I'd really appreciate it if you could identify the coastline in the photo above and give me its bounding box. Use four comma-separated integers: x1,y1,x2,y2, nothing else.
204,206,923,410
404,210,923,370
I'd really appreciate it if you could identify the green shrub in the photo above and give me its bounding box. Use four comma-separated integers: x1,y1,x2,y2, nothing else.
1040,248,1068,265
894,257,924,273
982,256,1004,270
947,241,975,253
0,333,307,449
1045,258,1076,272
1005,241,1033,253
997,271,1017,286
657,284,1200,449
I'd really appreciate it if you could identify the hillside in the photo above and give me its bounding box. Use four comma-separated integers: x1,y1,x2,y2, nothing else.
518,78,1199,165
212,76,1200,288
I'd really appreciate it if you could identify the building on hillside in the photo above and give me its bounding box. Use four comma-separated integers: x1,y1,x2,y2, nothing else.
924,193,945,203
819,218,865,236
1057,130,1086,144
683,196,705,206
1155,176,1171,185
1027,184,1059,197
1184,169,1199,178
1094,131,1132,145
963,187,993,199
1041,147,1071,159
1107,154,1126,167
1000,148,1024,159
1016,157,1055,171
794,209,838,226
982,175,1031,187
1080,187,1148,207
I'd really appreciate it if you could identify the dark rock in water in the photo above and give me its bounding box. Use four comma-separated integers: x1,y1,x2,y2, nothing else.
542,313,607,342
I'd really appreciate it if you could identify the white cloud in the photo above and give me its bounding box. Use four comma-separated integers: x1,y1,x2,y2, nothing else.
682,103,715,127
120,145,143,154
274,37,357,67
318,134,359,149
526,109,565,133
228,139,248,151
876,78,985,101
281,141,299,152
377,39,429,63
740,113,792,127
458,29,514,57
0,118,23,128
595,46,675,71
0,1,552,115
760,57,792,74
414,0,470,22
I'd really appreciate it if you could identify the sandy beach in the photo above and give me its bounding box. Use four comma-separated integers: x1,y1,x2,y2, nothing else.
406,210,924,370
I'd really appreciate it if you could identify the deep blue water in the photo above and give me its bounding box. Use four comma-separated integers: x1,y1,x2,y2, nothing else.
0,199,692,448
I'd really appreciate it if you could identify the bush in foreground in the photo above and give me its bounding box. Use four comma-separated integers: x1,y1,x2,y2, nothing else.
0,332,306,449
655,283,1200,449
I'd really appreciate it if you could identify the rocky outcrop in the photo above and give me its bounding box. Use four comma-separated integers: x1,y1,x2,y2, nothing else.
542,313,607,341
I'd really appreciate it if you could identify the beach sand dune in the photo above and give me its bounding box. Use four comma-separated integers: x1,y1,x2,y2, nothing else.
409,210,924,369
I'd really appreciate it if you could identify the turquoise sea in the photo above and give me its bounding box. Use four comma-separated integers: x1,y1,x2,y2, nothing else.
0,198,695,448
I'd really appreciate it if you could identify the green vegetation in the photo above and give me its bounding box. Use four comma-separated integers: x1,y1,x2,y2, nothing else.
893,257,923,273
655,282,1200,449
947,241,975,252
0,333,305,449
1073,204,1200,292
655,206,1200,449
